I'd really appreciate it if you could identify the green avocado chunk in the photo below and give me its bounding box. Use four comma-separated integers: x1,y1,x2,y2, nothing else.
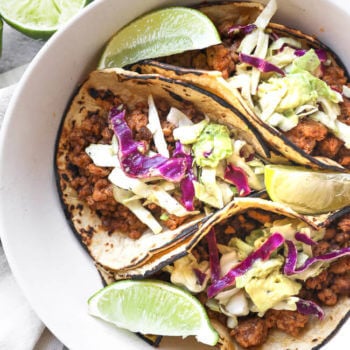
245,271,301,314
193,123,233,168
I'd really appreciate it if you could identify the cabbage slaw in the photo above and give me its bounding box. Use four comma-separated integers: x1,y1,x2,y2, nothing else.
228,0,350,148
85,96,265,235
163,213,350,330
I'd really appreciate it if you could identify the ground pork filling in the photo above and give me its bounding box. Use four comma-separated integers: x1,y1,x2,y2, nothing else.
65,88,205,239
190,209,350,348
161,23,350,168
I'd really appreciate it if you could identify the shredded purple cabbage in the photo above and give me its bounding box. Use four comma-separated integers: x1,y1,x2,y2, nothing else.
284,240,350,275
270,31,280,41
295,232,316,246
193,268,207,286
283,240,298,275
239,53,285,76
109,107,187,182
294,48,328,62
173,142,196,210
207,228,221,283
296,298,325,320
203,149,213,158
239,149,255,162
227,24,257,36
224,164,251,196
207,233,285,298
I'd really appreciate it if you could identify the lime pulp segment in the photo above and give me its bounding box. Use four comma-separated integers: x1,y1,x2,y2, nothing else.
0,0,90,39
88,280,219,346
264,165,350,214
98,7,221,68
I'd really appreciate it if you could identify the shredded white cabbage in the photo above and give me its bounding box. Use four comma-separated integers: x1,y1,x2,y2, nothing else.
294,104,319,117
272,297,299,311
227,73,255,110
233,0,349,147
335,120,350,148
166,106,193,127
147,95,169,158
258,84,287,121
311,111,350,148
251,30,270,95
267,46,300,68
226,316,238,329
173,119,208,144
222,290,250,317
220,250,239,277
163,254,210,293
108,167,194,217
238,0,277,54
225,140,265,191
267,112,299,131
318,96,341,122
343,85,350,98
85,144,118,167
122,182,175,203
194,167,224,209
289,261,325,281
215,288,240,304
269,37,302,52
255,0,277,29
217,180,234,205
112,186,163,234
238,29,259,55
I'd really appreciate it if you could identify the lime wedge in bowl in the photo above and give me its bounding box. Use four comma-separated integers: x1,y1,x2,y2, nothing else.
264,164,350,214
0,0,91,39
98,7,221,69
88,280,219,346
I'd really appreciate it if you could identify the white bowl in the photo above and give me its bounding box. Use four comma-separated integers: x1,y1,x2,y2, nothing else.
0,0,349,349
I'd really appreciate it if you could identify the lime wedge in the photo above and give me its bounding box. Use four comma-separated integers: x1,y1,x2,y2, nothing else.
0,0,90,39
0,18,3,56
264,165,350,214
88,280,219,346
98,7,221,69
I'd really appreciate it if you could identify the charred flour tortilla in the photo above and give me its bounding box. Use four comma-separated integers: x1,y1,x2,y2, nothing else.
132,1,350,171
96,197,350,349
55,68,269,275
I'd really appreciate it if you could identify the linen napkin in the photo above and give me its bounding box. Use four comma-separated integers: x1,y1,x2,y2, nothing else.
0,83,65,350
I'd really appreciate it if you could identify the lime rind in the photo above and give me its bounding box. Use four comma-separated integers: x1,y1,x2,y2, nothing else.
98,7,222,69
88,280,219,346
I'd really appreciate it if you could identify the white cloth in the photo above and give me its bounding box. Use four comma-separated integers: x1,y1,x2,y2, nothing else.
0,83,65,350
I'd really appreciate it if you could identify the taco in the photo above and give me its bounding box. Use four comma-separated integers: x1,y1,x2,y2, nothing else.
132,0,350,171
55,67,270,276
97,197,350,349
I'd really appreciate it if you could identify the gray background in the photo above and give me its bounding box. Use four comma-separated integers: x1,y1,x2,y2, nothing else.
0,21,44,73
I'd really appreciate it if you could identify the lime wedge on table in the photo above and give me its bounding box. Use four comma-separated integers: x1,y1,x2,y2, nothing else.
0,0,90,39
0,18,3,56
265,165,350,214
88,280,219,346
98,7,221,69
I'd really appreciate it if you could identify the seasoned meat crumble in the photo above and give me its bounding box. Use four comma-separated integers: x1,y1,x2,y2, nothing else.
64,89,205,238
161,22,350,168
189,209,350,348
